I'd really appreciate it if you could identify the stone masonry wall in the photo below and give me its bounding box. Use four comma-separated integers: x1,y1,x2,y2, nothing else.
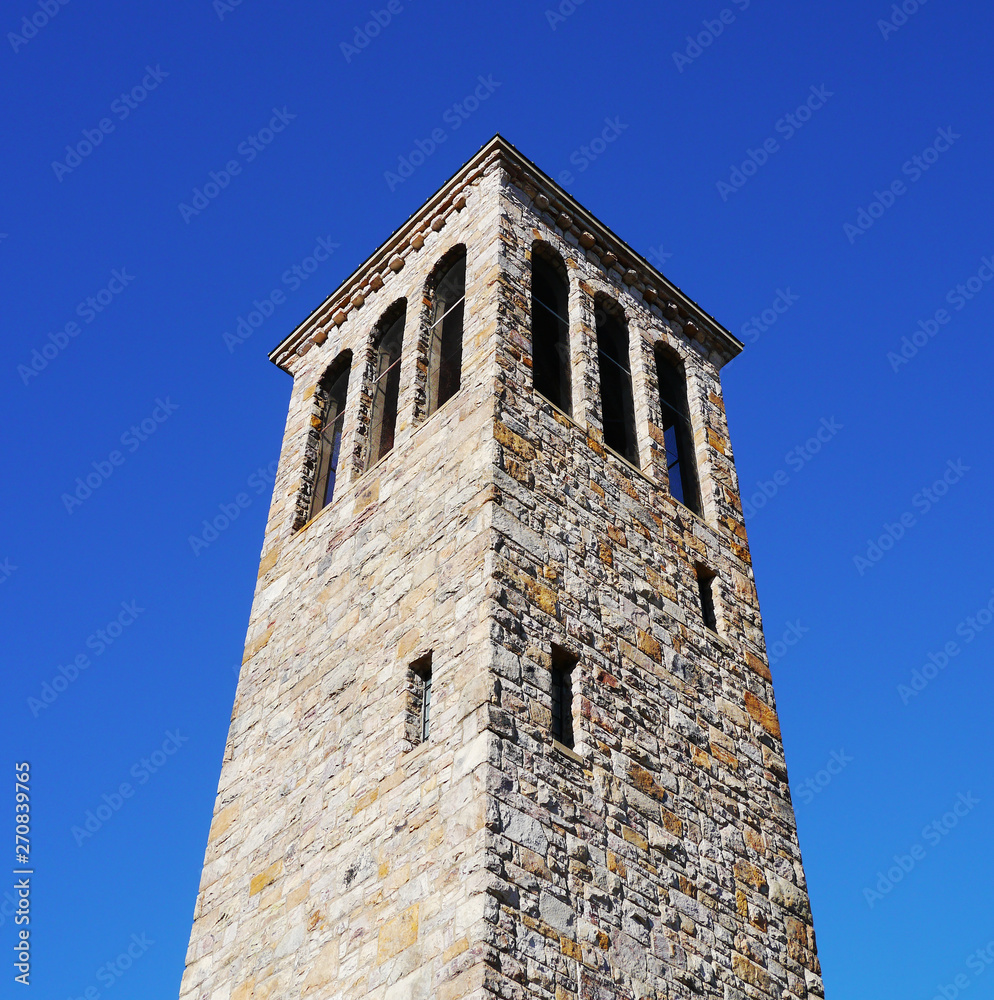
178,164,506,1000
479,166,822,1000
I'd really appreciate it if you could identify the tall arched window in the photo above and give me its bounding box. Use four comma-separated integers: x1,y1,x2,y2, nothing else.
531,245,572,415
655,348,700,513
595,297,638,466
312,354,351,516
366,302,406,469
426,248,466,415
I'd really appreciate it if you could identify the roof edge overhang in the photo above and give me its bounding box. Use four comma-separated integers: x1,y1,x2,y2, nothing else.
269,134,743,373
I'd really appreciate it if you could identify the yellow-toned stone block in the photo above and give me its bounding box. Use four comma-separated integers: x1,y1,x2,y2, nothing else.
397,626,421,660
443,937,469,963
636,628,661,661
621,826,648,852
257,546,281,578
495,420,536,460
353,788,379,814
249,859,282,896
242,625,274,664
734,859,767,891
377,904,419,963
209,802,240,843
231,977,255,1000
286,881,309,910
744,690,782,739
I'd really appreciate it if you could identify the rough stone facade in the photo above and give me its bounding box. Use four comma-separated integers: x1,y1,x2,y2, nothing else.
178,136,823,1000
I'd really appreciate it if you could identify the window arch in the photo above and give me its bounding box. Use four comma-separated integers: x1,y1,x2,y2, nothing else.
655,347,700,513
425,246,466,416
311,351,351,517
531,243,572,415
366,300,406,469
595,295,638,466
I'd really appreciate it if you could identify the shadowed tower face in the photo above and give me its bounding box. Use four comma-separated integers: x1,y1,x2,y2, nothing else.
178,137,823,1000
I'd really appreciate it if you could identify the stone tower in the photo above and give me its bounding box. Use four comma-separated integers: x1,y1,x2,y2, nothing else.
178,136,823,1000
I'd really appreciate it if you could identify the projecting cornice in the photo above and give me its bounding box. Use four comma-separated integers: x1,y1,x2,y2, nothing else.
269,134,743,373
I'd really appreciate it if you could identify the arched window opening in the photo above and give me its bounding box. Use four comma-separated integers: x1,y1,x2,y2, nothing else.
367,303,406,468
656,348,700,513
595,298,638,466
312,358,351,516
531,246,572,415
426,249,466,415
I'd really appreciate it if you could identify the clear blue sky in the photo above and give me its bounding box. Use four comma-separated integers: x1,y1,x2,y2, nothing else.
2,1,993,997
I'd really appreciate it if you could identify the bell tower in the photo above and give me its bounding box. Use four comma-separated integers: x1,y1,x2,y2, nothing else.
178,135,823,1000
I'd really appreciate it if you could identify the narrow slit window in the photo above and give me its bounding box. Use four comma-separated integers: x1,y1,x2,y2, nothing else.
312,360,351,515
421,667,433,742
550,646,578,749
427,251,466,415
697,568,718,632
656,349,700,514
409,653,433,745
531,249,572,415
595,299,639,466
367,305,406,468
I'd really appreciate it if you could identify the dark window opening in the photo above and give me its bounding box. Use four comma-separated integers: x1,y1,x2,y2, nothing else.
595,300,639,466
551,646,578,749
427,251,466,415
313,361,350,515
410,653,433,744
656,349,700,513
532,250,572,415
367,306,405,468
697,568,718,632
